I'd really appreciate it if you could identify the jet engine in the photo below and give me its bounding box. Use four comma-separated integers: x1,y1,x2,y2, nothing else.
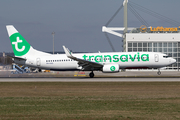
102,64,119,73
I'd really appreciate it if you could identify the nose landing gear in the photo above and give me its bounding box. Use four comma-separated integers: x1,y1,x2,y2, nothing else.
157,69,161,75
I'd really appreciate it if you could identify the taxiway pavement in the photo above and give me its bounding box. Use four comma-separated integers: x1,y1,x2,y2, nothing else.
0,77,180,82
0,71,180,82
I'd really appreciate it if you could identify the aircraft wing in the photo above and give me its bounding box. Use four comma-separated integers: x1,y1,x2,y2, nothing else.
63,46,103,70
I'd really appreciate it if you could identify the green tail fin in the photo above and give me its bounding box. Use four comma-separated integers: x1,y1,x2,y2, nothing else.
6,25,31,57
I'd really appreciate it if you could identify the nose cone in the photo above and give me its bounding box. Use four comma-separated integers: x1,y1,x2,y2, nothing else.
172,58,176,64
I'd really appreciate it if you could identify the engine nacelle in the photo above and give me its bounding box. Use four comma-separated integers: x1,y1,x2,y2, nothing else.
102,64,119,73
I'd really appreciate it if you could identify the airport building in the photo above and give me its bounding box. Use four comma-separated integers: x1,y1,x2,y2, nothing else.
126,26,180,70
102,0,180,71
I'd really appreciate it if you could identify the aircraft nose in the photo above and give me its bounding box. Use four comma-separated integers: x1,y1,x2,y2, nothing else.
172,58,176,63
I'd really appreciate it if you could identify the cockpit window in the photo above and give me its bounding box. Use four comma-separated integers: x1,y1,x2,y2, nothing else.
163,56,169,58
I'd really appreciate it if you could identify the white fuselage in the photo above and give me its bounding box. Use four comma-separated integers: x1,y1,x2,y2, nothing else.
14,51,176,71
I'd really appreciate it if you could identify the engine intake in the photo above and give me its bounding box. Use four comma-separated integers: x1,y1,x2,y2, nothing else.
102,64,119,73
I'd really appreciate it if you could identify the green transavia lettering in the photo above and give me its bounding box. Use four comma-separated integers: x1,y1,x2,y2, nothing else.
82,52,149,63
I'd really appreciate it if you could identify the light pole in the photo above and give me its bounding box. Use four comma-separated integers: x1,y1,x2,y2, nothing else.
123,0,128,52
52,32,55,54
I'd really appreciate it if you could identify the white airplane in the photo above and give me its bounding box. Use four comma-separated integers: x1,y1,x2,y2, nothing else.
6,25,176,78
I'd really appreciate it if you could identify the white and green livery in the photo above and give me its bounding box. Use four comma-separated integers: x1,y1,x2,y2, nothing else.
7,25,176,78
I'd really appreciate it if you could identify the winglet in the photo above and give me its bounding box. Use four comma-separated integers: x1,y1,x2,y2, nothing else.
63,46,73,58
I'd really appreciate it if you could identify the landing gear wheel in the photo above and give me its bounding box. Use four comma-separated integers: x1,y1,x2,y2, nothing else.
89,72,94,78
39,69,42,72
157,71,161,75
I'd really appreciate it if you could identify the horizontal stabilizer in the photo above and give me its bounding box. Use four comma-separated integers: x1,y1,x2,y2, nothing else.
7,55,26,61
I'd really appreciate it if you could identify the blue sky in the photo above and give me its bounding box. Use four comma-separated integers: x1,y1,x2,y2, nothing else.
0,0,180,53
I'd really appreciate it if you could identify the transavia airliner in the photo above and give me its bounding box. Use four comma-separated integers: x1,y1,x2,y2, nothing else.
6,25,176,78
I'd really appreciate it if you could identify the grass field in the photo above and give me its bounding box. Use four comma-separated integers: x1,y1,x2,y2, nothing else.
0,82,180,120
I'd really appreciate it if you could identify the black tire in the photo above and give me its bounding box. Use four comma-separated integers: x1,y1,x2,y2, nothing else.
39,69,42,72
157,71,161,75
89,72,94,78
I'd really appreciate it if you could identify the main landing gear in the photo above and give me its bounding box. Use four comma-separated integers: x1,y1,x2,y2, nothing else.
89,71,94,78
157,69,161,75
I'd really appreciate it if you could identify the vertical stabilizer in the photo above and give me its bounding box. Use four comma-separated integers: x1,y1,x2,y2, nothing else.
6,25,31,57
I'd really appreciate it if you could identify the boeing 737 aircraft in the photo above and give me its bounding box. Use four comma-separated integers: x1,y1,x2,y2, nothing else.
6,25,176,78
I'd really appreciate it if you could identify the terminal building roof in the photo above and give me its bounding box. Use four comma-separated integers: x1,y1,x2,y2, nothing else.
130,26,180,33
